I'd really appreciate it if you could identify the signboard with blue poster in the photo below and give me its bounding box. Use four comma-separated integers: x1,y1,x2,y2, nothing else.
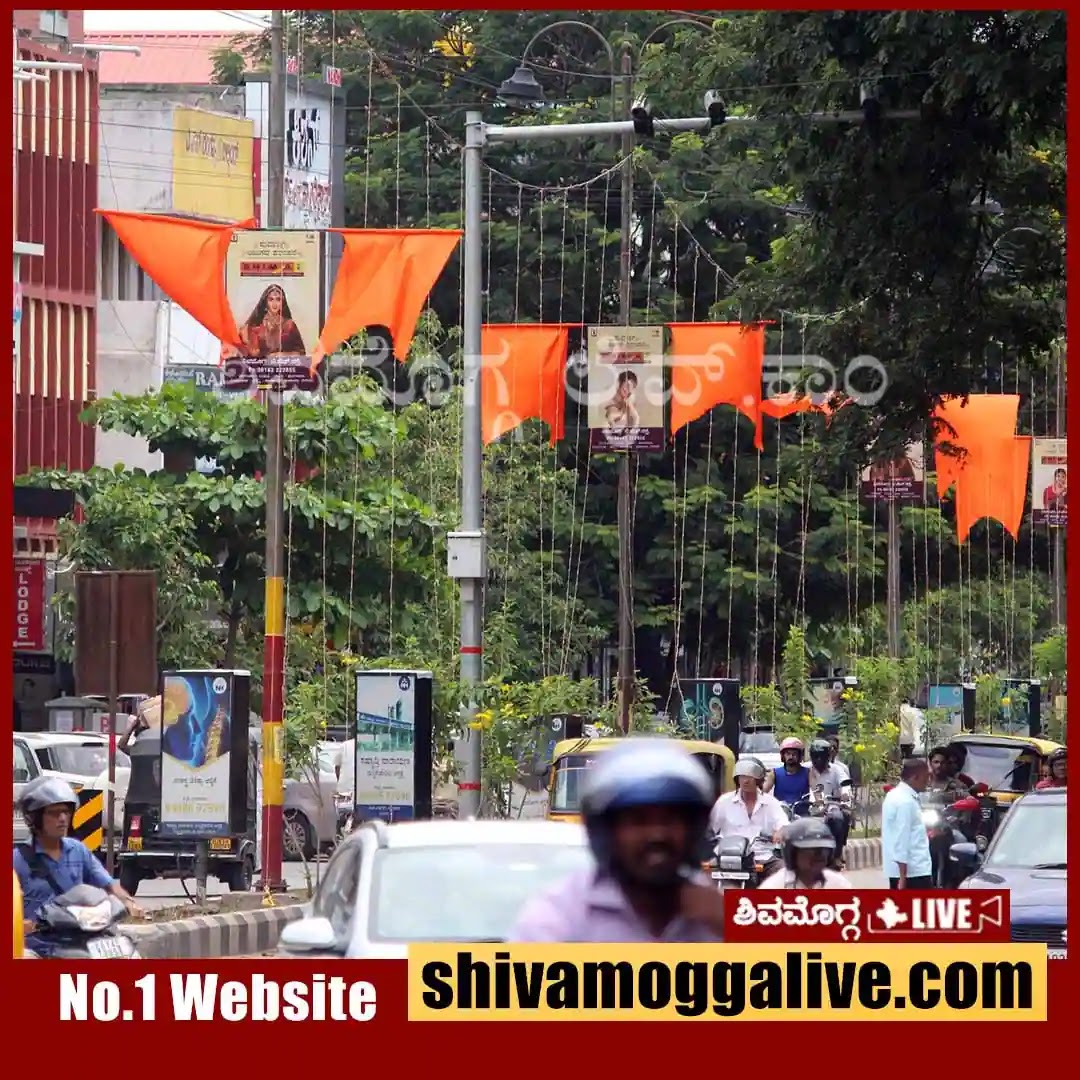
158,670,250,838
928,684,964,740
354,670,433,823
677,678,741,753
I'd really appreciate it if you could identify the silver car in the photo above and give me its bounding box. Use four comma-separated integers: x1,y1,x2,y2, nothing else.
12,735,44,844
278,819,593,958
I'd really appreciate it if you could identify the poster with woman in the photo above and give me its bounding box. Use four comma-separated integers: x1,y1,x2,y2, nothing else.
587,325,665,451
222,230,323,390
1032,437,1067,527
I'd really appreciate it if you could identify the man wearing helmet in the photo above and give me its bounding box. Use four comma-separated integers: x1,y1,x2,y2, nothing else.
761,818,854,889
13,776,144,955
764,737,811,807
708,758,787,861
511,740,727,941
807,738,854,864
1036,748,1067,789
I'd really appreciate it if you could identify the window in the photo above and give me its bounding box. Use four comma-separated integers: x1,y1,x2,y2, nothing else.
13,741,37,784
38,11,69,41
312,839,363,941
984,801,1067,870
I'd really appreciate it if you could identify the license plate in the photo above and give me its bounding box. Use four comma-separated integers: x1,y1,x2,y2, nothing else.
126,837,142,851
1048,948,1067,960
87,936,128,959
209,838,231,851
719,872,750,881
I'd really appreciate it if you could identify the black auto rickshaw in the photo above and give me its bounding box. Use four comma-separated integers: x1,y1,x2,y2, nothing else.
115,730,258,895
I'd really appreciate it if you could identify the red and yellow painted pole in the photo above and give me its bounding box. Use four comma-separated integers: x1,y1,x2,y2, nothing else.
260,572,286,889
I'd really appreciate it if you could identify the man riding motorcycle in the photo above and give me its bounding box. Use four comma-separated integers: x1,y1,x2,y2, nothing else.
764,737,811,806
13,777,144,957
807,738,854,865
761,817,854,889
709,758,788,877
1036,747,1066,789
511,740,726,941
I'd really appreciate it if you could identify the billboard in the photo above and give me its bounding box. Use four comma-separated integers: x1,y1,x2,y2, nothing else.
354,670,434,823
677,678,742,753
222,229,322,390
171,107,254,222
587,325,665,452
860,441,925,501
285,103,332,230
158,670,250,838
1031,437,1067,528
12,558,46,651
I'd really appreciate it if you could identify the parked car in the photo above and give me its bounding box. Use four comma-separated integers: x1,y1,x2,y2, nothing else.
954,787,1067,958
282,764,340,862
15,732,129,836
12,735,44,844
277,819,593,958
738,726,782,773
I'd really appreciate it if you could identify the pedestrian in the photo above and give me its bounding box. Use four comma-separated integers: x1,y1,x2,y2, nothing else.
898,696,924,758
881,758,934,890
510,740,726,941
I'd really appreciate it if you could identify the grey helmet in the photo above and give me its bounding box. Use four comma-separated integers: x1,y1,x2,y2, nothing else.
581,739,713,870
734,757,766,785
780,816,835,871
18,776,79,829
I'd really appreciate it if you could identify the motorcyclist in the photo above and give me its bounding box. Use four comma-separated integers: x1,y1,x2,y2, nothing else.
808,738,854,865
1036,747,1067,789
928,746,968,794
944,746,976,790
511,740,726,941
824,733,851,784
763,737,811,807
761,817,854,889
709,759,788,874
13,776,144,957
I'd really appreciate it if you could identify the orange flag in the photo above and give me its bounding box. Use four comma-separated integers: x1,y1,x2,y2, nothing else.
314,229,462,368
668,323,766,448
954,435,1031,542
760,392,812,419
95,210,254,345
933,395,1021,497
481,324,570,445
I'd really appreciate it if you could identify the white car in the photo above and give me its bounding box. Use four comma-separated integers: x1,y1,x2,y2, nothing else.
15,732,129,836
739,727,783,774
278,819,593,958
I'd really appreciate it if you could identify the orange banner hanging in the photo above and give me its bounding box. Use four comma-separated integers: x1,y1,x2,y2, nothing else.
314,229,462,369
481,324,570,446
954,435,1031,542
95,210,253,346
668,323,766,449
932,394,1021,497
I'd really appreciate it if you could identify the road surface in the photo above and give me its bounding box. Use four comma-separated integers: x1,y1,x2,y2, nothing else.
133,861,316,912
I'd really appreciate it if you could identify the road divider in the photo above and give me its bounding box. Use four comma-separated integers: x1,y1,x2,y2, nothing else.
121,904,305,958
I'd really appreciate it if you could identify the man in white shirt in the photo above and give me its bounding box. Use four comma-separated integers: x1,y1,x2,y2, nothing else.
761,817,853,889
807,739,854,864
898,697,925,758
881,758,934,889
709,759,789,850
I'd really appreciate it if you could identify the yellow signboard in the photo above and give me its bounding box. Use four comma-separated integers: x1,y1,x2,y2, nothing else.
171,106,254,221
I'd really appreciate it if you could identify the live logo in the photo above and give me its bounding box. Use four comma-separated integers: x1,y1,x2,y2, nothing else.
724,889,1012,943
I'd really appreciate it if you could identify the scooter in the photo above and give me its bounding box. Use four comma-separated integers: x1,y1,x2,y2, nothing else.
26,884,141,959
712,830,783,889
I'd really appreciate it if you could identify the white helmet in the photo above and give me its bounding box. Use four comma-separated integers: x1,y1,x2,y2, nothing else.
734,758,766,783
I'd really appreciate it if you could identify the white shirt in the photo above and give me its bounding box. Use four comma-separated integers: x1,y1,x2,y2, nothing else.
899,704,925,750
809,763,850,799
831,758,851,784
709,789,788,844
761,867,853,890
881,781,933,880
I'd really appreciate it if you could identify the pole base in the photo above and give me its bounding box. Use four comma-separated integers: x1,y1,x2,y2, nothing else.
255,878,289,892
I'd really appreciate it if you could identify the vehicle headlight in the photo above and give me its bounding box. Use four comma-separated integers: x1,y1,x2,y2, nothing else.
921,809,941,826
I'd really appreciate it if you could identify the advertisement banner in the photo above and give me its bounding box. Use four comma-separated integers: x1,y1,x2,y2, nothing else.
12,558,46,651
1031,437,1066,527
677,678,742,752
223,229,322,390
587,325,665,452
171,106,254,222
860,441,925,501
354,671,433,823
158,670,250,838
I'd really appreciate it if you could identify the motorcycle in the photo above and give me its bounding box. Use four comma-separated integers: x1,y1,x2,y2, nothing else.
712,829,783,889
920,792,970,888
334,792,354,843
26,884,141,959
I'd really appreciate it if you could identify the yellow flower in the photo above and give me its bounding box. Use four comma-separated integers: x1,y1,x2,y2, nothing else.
840,690,851,701
854,742,866,753
1001,696,1011,707
856,710,865,721
475,709,492,723
801,713,814,723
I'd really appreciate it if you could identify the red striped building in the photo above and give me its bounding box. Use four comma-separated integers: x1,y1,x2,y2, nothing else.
13,9,98,550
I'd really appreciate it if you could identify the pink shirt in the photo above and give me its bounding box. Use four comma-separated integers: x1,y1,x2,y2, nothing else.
510,867,724,943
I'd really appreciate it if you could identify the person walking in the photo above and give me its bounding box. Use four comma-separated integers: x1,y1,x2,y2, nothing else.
881,758,934,890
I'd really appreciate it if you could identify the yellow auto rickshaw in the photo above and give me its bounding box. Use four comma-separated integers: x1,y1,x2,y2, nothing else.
14,871,24,958
946,733,1065,842
545,736,735,823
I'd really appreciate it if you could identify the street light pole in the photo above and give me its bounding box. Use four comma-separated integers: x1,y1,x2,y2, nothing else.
258,7,287,890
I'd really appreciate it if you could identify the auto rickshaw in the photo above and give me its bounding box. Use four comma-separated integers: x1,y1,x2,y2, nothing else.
115,729,258,895
945,733,1065,845
544,736,735,823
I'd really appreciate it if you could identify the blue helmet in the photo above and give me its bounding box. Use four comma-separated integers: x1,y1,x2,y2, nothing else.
581,740,713,869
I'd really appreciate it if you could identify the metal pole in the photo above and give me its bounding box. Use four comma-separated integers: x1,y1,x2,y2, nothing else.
258,8,286,890
1053,342,1066,626
886,499,901,657
454,111,486,817
615,47,635,733
106,574,119,877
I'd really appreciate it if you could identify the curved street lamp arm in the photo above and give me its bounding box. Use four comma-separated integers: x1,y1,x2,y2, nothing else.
521,19,616,75
634,16,712,57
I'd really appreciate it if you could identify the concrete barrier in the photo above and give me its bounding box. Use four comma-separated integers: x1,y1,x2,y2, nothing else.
844,837,882,870
121,904,305,959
